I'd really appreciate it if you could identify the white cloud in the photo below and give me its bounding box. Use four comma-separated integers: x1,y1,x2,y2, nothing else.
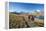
36,10,40,12
8,10,14,12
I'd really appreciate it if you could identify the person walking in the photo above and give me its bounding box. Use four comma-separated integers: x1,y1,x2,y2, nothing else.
31,15,34,21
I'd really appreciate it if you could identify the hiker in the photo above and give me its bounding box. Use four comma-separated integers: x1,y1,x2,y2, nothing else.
28,15,31,20
28,15,34,21
31,15,34,21
28,15,30,19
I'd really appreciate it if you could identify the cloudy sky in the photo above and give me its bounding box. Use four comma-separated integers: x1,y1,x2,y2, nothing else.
9,2,44,13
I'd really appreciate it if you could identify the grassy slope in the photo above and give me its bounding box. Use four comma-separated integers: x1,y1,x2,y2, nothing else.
9,13,44,29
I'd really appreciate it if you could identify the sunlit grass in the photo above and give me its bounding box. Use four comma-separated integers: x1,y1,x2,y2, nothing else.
9,13,44,29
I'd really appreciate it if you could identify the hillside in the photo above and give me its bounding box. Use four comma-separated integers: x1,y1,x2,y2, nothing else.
9,13,44,29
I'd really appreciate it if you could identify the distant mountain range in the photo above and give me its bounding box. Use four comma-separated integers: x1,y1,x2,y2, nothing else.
9,11,29,14
9,10,44,16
